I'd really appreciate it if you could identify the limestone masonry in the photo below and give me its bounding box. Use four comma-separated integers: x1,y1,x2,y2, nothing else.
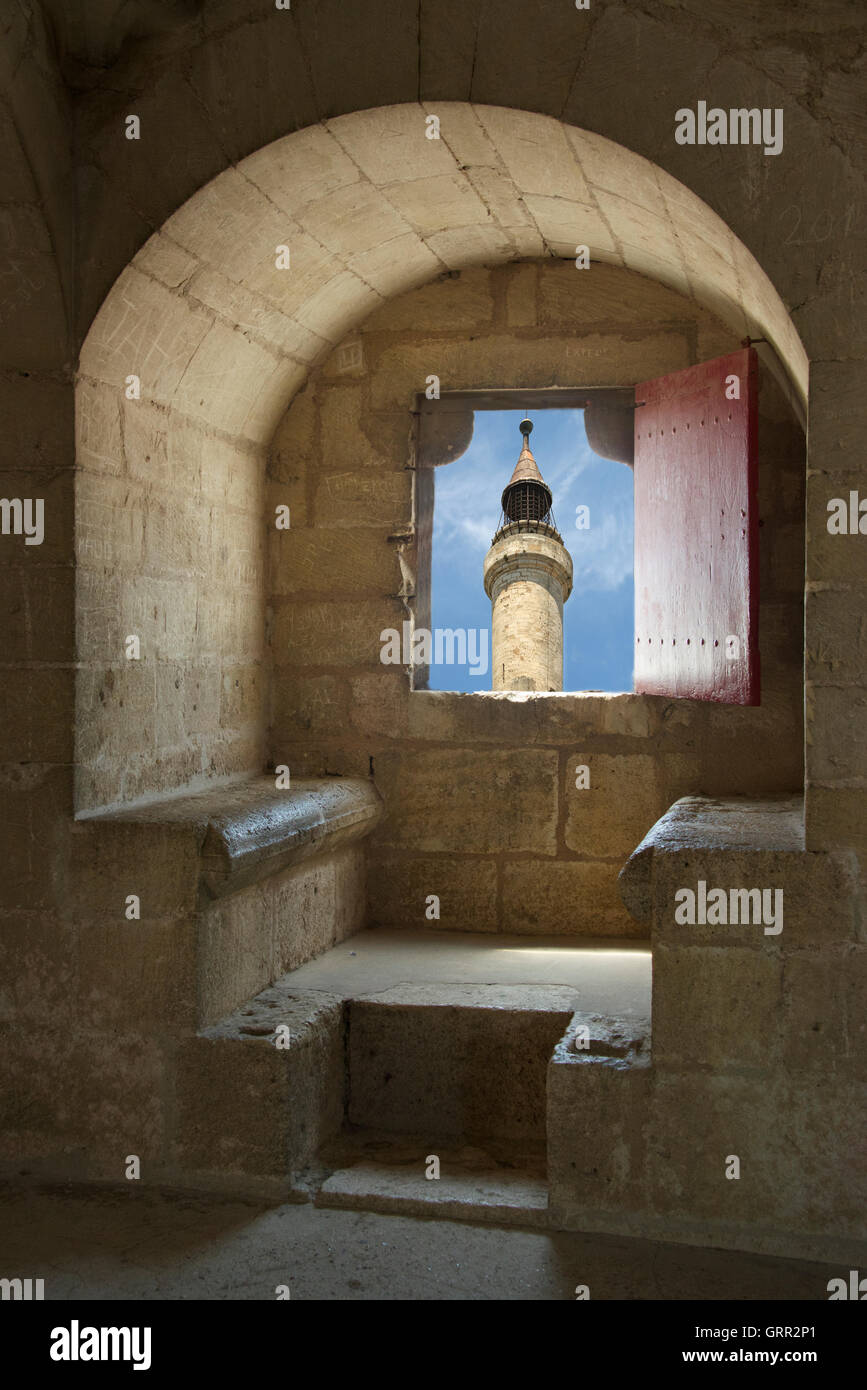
0,0,864,1307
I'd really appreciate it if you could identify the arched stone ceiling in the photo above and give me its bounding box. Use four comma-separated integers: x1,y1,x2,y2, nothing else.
79,102,808,455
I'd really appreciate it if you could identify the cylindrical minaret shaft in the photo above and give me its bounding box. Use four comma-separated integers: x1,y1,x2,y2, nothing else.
483,418,573,691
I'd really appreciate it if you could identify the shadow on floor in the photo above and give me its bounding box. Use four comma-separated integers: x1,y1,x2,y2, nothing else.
0,1183,841,1301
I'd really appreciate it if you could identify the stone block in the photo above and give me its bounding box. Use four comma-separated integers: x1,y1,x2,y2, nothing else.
703,693,803,796
0,913,76,1028
547,1014,651,1215
273,597,404,669
568,128,666,218
68,817,200,920
652,848,858,948
521,195,618,257
81,267,212,402
273,527,401,596
270,846,366,980
163,167,290,289
405,690,660,745
805,585,867,683
349,672,410,739
564,752,662,859
771,1076,867,1237
120,573,201,661
646,1071,783,1225
426,222,517,269
198,883,273,1027
5,566,71,667
806,683,867,784
476,108,591,205
319,384,362,465
269,383,318,483
373,747,558,854
270,674,350,745
185,15,319,165
75,378,123,476
0,1026,168,1179
219,663,264,731
346,232,441,300
780,946,848,1075
327,104,457,186
843,946,867,1079
363,267,495,333
652,943,784,1071
0,203,66,372
75,662,157,772
172,319,285,442
470,6,592,114
292,267,383,347
76,471,145,573
0,666,73,765
366,852,499,931
502,859,638,936
174,987,345,1179
298,181,412,258
276,743,374,781
648,1064,866,1241
142,490,212,579
546,262,680,331
178,664,222,739
242,124,361,218
385,173,490,237
502,263,538,327
0,767,66,915
808,361,867,476
132,232,199,292
805,785,867,865
313,470,412,529
348,983,578,1141
367,331,697,411
0,1026,79,1163
77,916,198,1035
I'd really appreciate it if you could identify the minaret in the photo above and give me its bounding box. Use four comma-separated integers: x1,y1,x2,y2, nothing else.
483,417,573,691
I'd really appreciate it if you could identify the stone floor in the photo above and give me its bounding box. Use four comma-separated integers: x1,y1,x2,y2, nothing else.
0,1185,840,1300
284,926,652,1017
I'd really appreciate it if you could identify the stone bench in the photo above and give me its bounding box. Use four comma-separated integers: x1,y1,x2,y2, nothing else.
617,794,805,926
72,776,384,1028
548,793,862,1254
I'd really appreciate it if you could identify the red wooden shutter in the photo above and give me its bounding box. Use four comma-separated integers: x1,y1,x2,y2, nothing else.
633,347,759,704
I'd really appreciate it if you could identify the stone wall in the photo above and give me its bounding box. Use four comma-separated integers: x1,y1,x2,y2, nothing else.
267,261,806,936
2,0,863,1208
71,100,811,818
0,3,77,1174
75,368,267,811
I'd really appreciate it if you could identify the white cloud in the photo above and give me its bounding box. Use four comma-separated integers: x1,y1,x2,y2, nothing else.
569,508,633,591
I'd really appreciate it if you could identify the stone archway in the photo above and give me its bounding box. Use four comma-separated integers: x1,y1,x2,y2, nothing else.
75,102,807,813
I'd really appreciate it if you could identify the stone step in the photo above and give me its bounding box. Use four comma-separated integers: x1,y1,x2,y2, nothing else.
348,983,579,1144
315,1132,550,1227
319,1163,551,1227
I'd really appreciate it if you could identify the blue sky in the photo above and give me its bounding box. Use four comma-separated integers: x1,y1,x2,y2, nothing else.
429,408,635,692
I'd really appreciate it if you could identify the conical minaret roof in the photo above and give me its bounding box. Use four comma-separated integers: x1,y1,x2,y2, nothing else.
500,417,553,520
